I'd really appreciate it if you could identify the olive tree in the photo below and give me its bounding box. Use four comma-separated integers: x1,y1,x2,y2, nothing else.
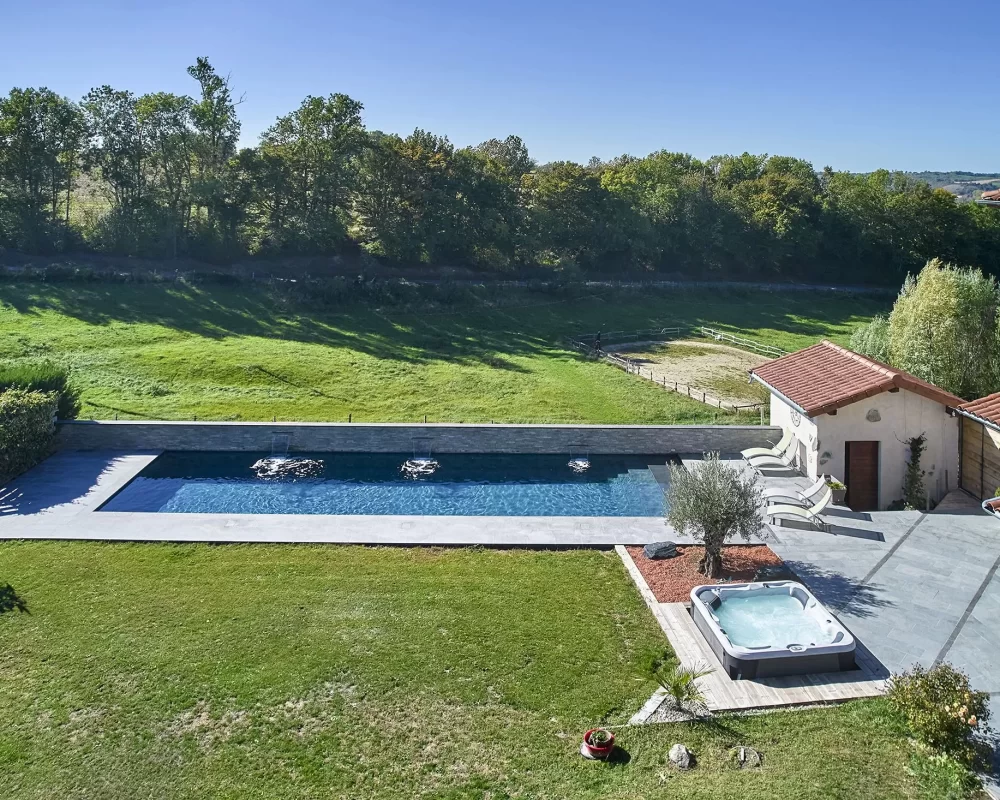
666,453,764,577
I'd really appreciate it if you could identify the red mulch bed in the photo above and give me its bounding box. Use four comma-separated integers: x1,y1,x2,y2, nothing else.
625,545,784,603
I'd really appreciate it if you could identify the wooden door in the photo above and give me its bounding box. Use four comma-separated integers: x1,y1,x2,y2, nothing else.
845,441,880,511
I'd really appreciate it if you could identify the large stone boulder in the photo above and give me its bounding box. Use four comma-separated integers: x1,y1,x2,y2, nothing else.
668,743,693,769
643,541,678,560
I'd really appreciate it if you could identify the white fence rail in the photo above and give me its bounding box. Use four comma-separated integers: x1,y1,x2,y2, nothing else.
696,326,788,359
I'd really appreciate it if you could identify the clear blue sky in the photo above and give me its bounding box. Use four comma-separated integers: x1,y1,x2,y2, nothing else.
3,0,996,172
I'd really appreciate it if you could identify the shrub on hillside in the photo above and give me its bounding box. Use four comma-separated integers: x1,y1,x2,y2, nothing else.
850,313,890,363
0,362,79,418
887,663,990,766
0,389,59,481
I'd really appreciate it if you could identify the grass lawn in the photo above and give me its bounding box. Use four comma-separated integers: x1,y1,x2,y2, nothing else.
0,542,933,799
0,282,888,423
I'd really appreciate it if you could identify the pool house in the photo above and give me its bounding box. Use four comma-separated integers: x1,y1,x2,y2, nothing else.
750,340,962,511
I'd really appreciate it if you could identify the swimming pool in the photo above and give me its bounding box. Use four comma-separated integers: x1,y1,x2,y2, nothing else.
99,452,675,516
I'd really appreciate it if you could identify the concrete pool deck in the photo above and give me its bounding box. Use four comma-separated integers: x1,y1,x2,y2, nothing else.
0,450,737,546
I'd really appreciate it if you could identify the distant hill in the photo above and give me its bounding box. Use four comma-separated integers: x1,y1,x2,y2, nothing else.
904,171,1000,200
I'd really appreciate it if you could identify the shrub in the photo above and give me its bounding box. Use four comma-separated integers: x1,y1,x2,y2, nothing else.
0,388,59,481
901,433,927,510
887,663,990,766
0,361,79,419
908,751,981,800
850,313,890,363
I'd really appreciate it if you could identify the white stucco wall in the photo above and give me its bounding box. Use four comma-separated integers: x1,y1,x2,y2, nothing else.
768,389,959,509
769,394,817,475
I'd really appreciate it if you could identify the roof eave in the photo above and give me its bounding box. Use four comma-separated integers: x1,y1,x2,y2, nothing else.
954,406,1000,434
749,373,812,419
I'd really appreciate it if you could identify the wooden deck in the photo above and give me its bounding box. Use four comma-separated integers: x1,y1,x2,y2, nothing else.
657,603,887,711
616,546,887,712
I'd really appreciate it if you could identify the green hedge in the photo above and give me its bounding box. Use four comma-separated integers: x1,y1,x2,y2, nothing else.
0,362,79,419
0,389,59,481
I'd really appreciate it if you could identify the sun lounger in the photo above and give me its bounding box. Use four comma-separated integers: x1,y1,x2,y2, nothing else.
741,428,793,462
766,486,833,530
763,475,828,507
746,435,798,471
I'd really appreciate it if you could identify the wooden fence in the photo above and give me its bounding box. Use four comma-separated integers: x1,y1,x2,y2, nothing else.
567,323,789,415
572,327,686,346
566,336,765,415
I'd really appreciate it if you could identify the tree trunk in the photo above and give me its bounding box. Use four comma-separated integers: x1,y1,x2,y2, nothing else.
699,548,723,578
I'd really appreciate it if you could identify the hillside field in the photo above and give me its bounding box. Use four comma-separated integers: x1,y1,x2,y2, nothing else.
0,282,889,423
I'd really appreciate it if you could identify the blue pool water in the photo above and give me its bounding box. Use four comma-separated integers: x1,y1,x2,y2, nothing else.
100,452,674,516
714,594,832,648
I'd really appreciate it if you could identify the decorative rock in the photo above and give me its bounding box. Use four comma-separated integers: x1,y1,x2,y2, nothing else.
753,564,796,582
734,746,763,769
644,541,678,560
668,743,693,769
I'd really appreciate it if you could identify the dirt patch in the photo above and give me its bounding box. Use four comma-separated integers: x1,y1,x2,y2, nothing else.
611,339,770,407
625,545,784,603
162,701,251,748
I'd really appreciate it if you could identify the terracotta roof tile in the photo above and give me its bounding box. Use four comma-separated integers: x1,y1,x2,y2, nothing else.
957,391,1000,429
750,340,962,417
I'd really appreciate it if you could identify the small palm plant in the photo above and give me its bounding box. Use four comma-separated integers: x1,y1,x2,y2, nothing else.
637,648,713,711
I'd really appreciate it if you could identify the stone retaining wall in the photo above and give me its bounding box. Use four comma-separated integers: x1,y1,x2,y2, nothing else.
56,420,778,455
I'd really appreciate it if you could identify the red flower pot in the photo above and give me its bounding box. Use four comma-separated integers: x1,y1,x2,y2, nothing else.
581,728,615,760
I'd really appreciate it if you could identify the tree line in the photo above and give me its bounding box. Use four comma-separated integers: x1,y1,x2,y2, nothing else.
2,58,999,284
851,259,1000,400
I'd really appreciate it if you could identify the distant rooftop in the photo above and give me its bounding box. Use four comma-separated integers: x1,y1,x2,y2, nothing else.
750,340,962,417
978,188,1000,205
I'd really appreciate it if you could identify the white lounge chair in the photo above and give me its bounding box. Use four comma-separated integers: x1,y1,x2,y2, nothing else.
766,485,833,530
741,428,793,462
763,475,829,507
747,435,798,471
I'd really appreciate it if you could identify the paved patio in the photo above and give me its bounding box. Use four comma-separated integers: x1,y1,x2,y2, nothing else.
748,462,1000,728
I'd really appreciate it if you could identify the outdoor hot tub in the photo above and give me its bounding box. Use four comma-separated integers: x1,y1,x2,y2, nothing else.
690,581,856,679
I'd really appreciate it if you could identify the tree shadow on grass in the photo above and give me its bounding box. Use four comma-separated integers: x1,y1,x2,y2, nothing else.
0,584,28,614
0,283,560,370
0,282,888,372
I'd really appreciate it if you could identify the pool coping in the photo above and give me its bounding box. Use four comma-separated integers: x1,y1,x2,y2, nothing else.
0,450,770,546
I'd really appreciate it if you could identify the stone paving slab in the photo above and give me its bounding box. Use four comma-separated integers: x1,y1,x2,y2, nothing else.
745,461,1000,731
